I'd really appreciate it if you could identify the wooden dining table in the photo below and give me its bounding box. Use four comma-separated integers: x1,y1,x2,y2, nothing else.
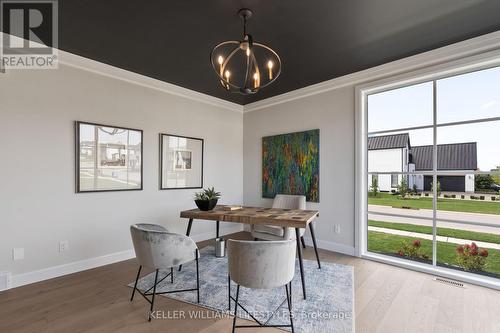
179,205,321,299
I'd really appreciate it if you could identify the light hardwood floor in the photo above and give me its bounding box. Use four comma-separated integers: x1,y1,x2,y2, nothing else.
1,232,499,333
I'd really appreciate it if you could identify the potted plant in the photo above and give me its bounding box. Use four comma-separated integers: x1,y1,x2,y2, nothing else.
194,187,221,211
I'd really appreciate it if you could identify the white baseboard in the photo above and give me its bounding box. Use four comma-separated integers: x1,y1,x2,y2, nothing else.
303,237,356,256
9,225,244,290
10,249,136,289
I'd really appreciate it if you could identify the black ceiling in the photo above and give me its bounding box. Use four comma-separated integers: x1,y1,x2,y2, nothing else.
54,1,500,104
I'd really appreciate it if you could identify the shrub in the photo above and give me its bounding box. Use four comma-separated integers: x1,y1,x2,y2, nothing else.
456,242,488,271
475,174,494,190
412,184,418,195
431,181,441,197
397,177,410,199
461,195,465,199
397,239,429,260
370,176,379,197
451,194,456,198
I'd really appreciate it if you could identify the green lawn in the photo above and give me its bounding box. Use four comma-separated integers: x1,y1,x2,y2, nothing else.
368,220,500,244
368,231,500,276
368,192,500,215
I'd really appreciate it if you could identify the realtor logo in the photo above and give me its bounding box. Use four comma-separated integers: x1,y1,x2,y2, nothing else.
0,0,58,69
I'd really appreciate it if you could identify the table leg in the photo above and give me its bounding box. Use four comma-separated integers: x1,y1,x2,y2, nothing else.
295,228,306,300
179,218,193,271
309,222,321,269
216,220,220,238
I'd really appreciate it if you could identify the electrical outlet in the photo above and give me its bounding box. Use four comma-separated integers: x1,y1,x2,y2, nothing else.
12,248,24,261
334,224,341,234
59,240,69,252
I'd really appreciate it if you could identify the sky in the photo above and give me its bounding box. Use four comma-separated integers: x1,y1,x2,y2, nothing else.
368,66,500,171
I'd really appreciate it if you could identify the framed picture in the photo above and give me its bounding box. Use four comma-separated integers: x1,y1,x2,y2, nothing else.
75,121,143,193
262,129,319,202
160,133,203,190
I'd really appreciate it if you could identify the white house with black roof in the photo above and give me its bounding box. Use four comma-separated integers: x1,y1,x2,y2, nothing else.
368,133,477,193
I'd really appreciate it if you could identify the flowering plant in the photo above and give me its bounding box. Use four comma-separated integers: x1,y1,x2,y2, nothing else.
397,239,429,260
456,242,488,271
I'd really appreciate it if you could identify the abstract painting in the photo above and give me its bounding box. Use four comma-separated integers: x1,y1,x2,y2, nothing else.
262,129,319,202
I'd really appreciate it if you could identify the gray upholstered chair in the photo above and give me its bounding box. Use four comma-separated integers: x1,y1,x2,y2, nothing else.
130,223,200,321
251,194,306,241
250,194,321,269
228,239,295,333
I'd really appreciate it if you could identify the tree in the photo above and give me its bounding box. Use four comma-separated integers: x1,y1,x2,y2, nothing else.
370,176,379,197
412,183,418,195
431,181,441,197
475,174,494,190
398,177,409,199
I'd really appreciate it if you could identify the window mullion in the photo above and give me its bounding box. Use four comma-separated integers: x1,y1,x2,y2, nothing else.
432,80,438,267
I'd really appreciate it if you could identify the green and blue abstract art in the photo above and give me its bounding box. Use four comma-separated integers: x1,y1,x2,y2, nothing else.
262,129,319,202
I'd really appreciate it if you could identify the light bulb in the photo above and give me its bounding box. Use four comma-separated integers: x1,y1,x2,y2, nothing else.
225,70,231,79
217,56,224,65
267,60,274,80
253,72,260,88
246,48,250,57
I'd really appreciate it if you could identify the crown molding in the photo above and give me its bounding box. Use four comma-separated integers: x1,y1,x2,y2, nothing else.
58,51,244,113
243,30,500,113
1,33,244,113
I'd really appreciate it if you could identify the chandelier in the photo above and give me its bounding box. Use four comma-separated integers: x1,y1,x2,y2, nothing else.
210,8,281,95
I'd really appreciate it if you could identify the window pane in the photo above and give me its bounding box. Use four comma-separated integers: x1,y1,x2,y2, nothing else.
368,128,433,178
437,66,500,124
367,213,433,265
437,120,500,172
435,219,500,280
368,82,433,132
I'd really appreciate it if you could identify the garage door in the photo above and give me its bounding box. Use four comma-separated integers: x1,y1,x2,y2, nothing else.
424,176,465,192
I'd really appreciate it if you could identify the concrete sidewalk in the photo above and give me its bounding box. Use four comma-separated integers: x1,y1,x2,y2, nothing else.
369,204,500,235
368,226,500,250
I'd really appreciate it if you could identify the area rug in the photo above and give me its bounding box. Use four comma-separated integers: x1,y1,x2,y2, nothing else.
128,246,354,333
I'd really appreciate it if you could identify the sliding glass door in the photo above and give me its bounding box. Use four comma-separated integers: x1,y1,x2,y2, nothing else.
365,65,500,283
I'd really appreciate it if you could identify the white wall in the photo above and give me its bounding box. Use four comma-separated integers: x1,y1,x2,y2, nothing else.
0,62,243,282
466,174,475,193
243,87,356,254
368,149,403,173
368,148,404,191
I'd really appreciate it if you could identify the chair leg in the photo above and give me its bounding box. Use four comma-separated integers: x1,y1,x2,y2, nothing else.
179,218,193,271
170,267,174,283
232,284,240,333
196,253,200,303
228,275,231,311
148,269,159,322
300,236,306,249
130,265,142,301
285,283,295,333
309,222,322,269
